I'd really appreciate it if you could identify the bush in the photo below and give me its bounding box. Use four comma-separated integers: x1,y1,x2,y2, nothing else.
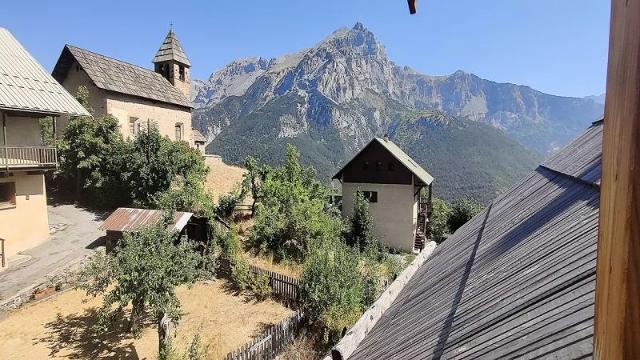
250,145,343,262
251,272,272,301
345,191,377,252
299,239,363,342
429,198,452,243
448,197,484,233
214,189,244,220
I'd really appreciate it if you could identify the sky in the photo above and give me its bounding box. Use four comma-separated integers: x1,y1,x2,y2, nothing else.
1,0,610,97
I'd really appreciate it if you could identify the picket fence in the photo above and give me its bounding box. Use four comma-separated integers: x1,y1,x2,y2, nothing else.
224,311,305,360
248,264,299,303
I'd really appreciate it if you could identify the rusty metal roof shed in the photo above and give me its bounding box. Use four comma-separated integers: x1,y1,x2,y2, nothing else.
0,27,90,117
100,207,193,233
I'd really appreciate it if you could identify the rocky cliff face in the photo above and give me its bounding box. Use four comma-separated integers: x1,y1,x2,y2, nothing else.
191,23,602,202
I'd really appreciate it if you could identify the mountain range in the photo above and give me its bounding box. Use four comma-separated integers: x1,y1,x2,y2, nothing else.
191,23,603,203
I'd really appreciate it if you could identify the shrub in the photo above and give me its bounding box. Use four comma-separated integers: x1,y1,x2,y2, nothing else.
214,189,244,220
429,198,452,243
251,272,273,301
299,238,363,342
448,197,484,232
345,191,377,252
250,145,343,261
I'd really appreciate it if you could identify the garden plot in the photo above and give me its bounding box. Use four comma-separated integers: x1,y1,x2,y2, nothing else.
0,280,293,359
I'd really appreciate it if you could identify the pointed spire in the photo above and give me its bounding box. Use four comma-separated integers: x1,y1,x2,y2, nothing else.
153,27,190,67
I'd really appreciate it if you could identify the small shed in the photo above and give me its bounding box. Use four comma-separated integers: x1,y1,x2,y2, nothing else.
100,207,207,251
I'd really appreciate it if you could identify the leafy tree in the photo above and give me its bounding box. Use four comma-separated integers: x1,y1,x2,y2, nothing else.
345,191,377,252
448,197,484,232
242,156,268,216
57,87,129,207
299,238,363,342
428,198,452,243
77,221,203,354
124,126,208,206
250,145,342,261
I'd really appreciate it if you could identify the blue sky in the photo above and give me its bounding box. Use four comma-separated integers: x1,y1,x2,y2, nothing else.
1,0,610,97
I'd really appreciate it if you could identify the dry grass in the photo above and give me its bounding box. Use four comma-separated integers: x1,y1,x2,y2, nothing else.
244,252,303,278
0,280,293,359
204,156,247,202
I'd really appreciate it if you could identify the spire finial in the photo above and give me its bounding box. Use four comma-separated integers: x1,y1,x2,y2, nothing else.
169,23,173,33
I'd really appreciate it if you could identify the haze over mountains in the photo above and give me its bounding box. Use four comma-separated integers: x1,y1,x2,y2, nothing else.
191,23,603,202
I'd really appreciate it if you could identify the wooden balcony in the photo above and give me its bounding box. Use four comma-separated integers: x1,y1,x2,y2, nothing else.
0,146,57,171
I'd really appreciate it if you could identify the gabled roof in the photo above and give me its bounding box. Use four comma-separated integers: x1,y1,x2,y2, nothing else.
100,207,193,233
153,29,191,67
52,45,192,109
333,137,434,185
0,28,90,117
192,128,206,143
347,121,603,359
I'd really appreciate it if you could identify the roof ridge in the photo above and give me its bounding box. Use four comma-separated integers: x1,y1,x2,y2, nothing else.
65,44,160,76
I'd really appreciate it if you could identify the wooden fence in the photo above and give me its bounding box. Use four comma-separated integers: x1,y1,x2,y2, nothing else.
248,264,299,303
224,311,305,360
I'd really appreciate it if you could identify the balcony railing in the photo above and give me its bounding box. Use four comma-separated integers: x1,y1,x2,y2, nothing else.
1,146,57,170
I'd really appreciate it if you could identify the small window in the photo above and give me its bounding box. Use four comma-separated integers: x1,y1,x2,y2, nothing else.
175,123,184,141
363,161,370,170
0,182,16,208
376,161,383,171
359,191,378,203
179,65,185,81
129,117,140,137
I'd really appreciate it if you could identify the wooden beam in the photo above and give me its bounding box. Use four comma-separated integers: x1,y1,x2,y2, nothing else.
407,0,417,14
594,0,640,358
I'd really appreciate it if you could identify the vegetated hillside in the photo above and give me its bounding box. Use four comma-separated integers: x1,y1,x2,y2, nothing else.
192,22,596,202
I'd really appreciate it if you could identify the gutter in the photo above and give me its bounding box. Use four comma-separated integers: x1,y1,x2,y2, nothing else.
326,240,438,360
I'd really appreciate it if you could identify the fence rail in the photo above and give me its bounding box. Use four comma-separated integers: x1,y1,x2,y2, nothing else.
225,311,305,360
1,146,57,169
248,264,300,302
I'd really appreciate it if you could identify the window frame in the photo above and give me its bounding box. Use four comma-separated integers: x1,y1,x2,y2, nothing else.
175,123,184,141
359,190,378,203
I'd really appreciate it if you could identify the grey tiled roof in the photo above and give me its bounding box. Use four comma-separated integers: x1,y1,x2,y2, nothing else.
153,30,191,66
192,128,206,143
349,121,603,359
0,28,90,117
52,45,191,109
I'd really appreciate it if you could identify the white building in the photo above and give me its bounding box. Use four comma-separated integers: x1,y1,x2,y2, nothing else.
333,138,434,252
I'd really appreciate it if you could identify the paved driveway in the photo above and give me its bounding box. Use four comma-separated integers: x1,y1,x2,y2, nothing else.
0,204,105,301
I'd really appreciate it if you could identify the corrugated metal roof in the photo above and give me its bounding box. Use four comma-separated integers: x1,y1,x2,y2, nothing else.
52,45,192,109
348,121,603,359
334,137,434,185
153,29,191,66
0,28,90,117
100,207,193,233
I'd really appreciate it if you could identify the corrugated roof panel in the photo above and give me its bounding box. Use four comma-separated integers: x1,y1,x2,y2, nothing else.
0,28,91,117
100,207,193,233
348,122,603,359
52,45,192,109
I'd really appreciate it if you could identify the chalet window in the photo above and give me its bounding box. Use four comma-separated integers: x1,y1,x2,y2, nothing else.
359,191,378,203
363,161,370,170
175,123,184,141
0,182,16,208
179,65,185,81
376,161,383,171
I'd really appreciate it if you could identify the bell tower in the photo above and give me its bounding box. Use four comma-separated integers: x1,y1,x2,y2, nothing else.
153,26,191,99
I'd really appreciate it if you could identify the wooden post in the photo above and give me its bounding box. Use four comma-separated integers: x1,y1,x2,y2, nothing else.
594,0,640,358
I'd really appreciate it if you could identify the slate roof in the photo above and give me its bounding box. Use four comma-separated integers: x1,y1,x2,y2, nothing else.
192,128,206,143
349,121,603,359
153,29,191,67
0,28,90,117
52,45,192,109
334,137,434,185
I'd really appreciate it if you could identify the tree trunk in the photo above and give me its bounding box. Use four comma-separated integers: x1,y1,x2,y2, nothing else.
158,312,174,355
129,297,145,334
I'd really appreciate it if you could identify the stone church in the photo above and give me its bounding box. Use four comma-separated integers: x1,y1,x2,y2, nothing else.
52,28,205,151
